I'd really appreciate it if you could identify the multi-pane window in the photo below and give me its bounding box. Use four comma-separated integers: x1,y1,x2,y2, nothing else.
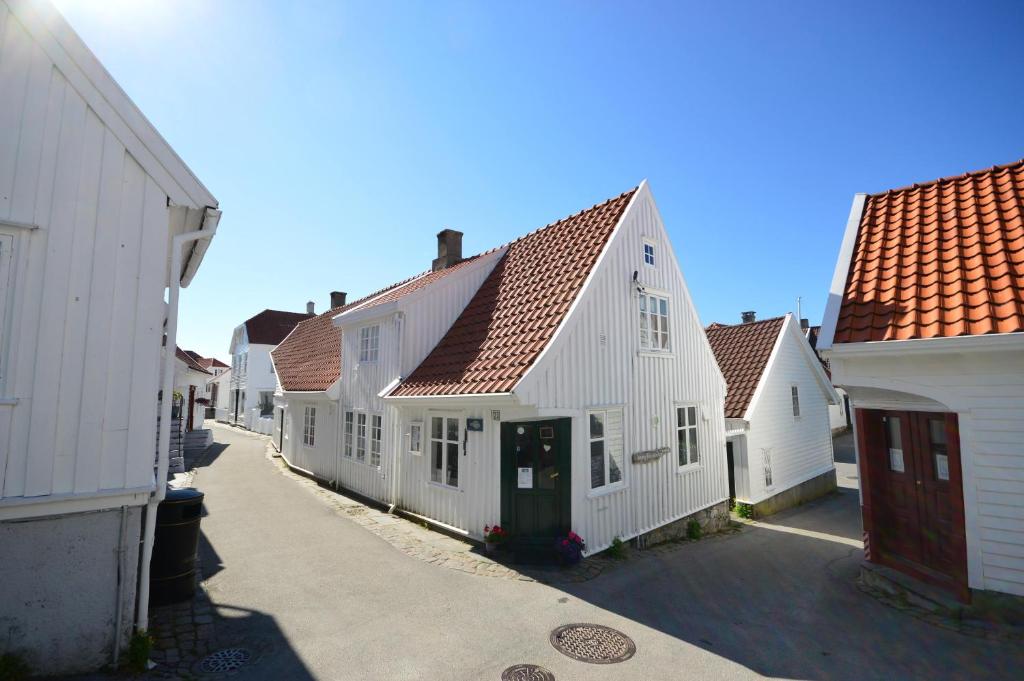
259,391,274,417
763,448,773,488
370,414,382,466
885,415,904,473
430,416,460,487
343,411,354,457
589,409,624,490
639,294,670,351
676,406,699,467
303,406,316,447
791,386,801,417
358,325,380,363
643,241,655,266
356,413,367,462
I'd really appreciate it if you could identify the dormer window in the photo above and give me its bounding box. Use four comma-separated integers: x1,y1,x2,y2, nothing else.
643,241,656,266
358,325,380,363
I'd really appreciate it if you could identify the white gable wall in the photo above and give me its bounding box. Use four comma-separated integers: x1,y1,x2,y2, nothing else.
516,183,729,552
742,317,835,504
0,2,179,507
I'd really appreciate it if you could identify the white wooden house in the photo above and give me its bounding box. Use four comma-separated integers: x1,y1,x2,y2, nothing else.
227,307,311,428
273,183,731,558
818,159,1024,602
705,313,839,516
174,347,212,432
0,0,220,674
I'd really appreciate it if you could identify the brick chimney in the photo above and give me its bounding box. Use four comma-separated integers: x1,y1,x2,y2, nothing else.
432,229,464,271
741,310,756,323
331,291,347,308
306,301,315,315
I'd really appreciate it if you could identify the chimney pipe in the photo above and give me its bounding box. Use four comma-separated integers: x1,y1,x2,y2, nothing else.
331,291,347,308
741,310,756,323
432,228,464,271
306,301,315,315
800,317,809,331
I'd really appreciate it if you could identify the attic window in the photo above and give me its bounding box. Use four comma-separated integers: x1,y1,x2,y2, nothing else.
359,325,379,363
643,241,656,267
791,386,801,418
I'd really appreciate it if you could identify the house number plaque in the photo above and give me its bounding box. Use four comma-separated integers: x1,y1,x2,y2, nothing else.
631,446,670,464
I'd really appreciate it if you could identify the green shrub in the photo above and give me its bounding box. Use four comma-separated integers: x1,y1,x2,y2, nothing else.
0,653,31,681
125,630,154,674
686,520,702,540
607,537,627,559
735,502,754,519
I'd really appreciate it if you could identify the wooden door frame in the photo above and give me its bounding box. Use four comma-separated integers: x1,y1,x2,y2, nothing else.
856,408,970,602
187,385,196,432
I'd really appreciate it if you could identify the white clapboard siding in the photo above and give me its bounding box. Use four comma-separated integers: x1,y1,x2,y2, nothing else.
742,320,835,504
515,184,729,554
837,348,1024,596
0,3,177,503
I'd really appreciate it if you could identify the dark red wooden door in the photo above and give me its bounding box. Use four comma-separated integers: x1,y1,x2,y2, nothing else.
860,409,968,598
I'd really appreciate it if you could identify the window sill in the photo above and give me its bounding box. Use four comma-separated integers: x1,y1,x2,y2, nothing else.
637,350,673,359
587,482,626,499
676,463,703,475
426,480,461,493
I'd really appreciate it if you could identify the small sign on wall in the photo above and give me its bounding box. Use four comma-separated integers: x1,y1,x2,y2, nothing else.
517,467,533,488
467,418,484,432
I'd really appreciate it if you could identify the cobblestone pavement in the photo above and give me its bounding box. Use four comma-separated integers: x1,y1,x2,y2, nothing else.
264,438,740,585
147,574,216,678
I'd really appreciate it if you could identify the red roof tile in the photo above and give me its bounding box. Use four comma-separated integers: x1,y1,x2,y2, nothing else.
835,160,1024,343
391,188,637,397
196,357,229,369
176,346,212,375
245,309,314,345
705,317,786,419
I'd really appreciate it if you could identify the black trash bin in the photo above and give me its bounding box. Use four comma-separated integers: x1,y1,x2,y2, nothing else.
150,488,204,606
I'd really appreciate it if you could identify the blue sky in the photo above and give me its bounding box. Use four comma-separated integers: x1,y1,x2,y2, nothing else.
53,0,1023,361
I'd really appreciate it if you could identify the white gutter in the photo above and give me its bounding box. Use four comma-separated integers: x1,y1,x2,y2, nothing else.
136,207,220,633
388,312,405,513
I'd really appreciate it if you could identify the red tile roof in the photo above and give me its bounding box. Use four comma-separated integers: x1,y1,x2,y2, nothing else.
197,357,229,369
835,160,1024,343
391,188,637,397
175,346,212,375
705,316,786,419
245,309,314,345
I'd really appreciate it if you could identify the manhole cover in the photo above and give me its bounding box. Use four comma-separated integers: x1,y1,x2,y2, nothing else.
549,623,635,664
198,648,250,674
501,664,555,680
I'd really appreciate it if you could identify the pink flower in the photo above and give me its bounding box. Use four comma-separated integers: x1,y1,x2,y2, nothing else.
562,539,569,546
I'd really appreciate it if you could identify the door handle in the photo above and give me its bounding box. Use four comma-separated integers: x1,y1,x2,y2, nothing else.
916,480,922,486
550,472,559,479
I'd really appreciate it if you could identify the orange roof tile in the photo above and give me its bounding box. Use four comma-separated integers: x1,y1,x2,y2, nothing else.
391,188,637,397
705,317,786,418
835,160,1024,343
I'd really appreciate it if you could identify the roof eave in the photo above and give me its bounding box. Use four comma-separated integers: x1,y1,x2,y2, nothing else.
817,193,867,352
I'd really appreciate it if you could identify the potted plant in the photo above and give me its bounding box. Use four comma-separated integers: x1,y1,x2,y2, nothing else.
483,525,507,554
554,531,585,566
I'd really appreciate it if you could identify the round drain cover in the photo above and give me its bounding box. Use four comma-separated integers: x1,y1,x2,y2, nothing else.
501,663,555,680
549,623,635,664
198,647,250,674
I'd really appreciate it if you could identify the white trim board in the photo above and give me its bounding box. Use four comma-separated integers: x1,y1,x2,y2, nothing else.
818,193,866,351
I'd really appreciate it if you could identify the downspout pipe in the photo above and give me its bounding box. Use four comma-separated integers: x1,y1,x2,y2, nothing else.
136,207,220,634
388,311,405,513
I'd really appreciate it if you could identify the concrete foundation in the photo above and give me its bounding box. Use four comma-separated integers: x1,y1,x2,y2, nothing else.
749,468,837,519
0,505,142,676
639,500,732,547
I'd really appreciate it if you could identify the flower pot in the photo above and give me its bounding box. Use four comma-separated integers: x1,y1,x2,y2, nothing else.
485,541,499,555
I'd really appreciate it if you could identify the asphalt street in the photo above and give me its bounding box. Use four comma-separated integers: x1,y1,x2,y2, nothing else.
186,424,1021,680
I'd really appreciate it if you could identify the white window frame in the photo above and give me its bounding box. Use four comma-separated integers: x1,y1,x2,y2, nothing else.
343,410,354,458
676,404,700,469
355,412,367,462
638,292,671,353
358,325,380,363
642,239,656,267
588,408,625,493
791,385,801,418
763,448,774,489
429,414,461,489
303,406,316,448
409,421,423,455
370,414,382,467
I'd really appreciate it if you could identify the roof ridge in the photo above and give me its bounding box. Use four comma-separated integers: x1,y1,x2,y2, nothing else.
868,158,1024,198
705,315,788,331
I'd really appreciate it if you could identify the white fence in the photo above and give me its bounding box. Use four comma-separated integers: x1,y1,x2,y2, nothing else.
213,406,273,435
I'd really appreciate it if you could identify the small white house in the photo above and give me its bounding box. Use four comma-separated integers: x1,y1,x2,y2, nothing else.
819,159,1024,602
274,183,731,558
0,0,220,673
227,308,311,427
209,366,232,419
805,323,851,433
705,314,839,516
174,347,212,432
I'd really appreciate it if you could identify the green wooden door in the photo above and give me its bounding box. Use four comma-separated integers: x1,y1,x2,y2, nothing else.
500,419,572,560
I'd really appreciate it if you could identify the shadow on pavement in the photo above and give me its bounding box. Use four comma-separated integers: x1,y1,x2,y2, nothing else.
549,490,1023,681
